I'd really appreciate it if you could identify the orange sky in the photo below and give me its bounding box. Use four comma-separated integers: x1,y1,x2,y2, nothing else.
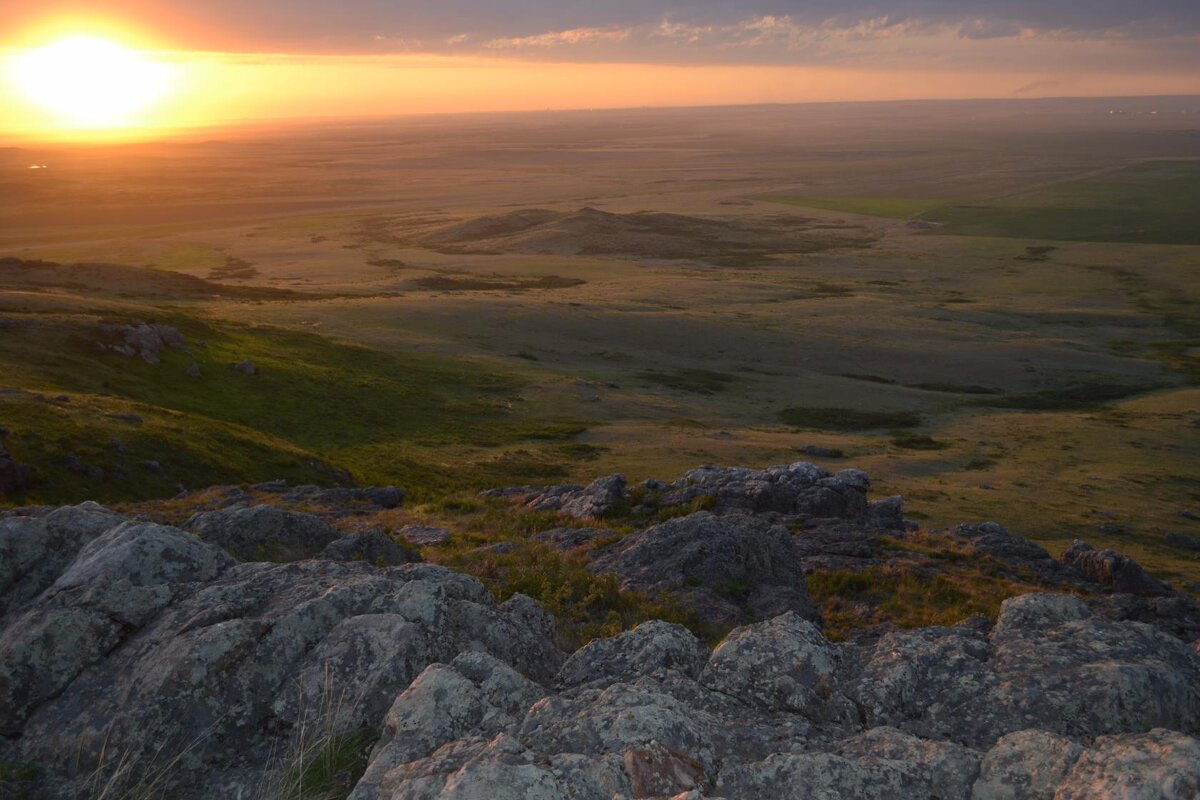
3,10,1200,139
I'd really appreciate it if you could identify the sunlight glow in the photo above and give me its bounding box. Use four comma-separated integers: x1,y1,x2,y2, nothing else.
9,35,173,129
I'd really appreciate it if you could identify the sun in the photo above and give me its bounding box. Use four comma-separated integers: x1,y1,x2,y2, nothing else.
10,35,172,129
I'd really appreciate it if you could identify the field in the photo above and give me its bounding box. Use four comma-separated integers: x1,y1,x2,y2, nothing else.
2,95,1199,591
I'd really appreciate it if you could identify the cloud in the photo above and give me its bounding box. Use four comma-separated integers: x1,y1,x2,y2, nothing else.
4,0,1200,75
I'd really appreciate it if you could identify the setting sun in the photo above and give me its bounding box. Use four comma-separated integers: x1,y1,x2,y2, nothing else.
9,35,172,129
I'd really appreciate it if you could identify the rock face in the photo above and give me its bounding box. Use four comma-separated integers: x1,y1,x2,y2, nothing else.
3,497,1199,799
589,511,820,627
0,503,563,799
184,505,342,562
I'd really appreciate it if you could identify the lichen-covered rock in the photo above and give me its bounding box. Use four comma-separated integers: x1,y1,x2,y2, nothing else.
953,522,1080,585
838,727,982,799
398,524,452,547
1061,540,1173,597
320,530,421,566
557,620,707,689
0,502,126,615
5,494,1200,800
526,474,627,519
700,612,843,718
654,462,870,519
0,506,564,799
1054,729,1200,800
589,511,819,626
184,505,340,561
851,593,1200,748
532,527,612,550
972,730,1083,800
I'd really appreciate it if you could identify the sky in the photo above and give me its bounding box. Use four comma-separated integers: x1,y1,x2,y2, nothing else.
2,1,1199,135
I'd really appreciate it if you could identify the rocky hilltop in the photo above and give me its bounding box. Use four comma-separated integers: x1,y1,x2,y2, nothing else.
2,463,1199,799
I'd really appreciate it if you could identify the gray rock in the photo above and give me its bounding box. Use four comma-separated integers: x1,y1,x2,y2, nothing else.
95,322,188,364
184,505,341,562
1054,729,1200,800
972,730,1083,800
0,502,126,615
231,359,257,375
557,620,707,688
185,362,202,378
320,530,421,566
532,527,612,550
953,522,1078,585
589,511,819,626
399,524,452,547
526,474,627,519
0,507,564,799
1061,540,1173,596
838,727,982,799
655,462,869,519
851,593,1200,748
700,612,843,718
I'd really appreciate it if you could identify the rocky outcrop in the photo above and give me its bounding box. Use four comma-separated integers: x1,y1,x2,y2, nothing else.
320,529,421,566
184,505,342,562
523,474,628,519
3,497,1199,799
399,524,452,547
278,484,405,508
589,512,820,627
0,503,563,798
1062,539,1174,596
952,522,1079,585
348,595,1200,800
93,321,188,364
488,461,908,528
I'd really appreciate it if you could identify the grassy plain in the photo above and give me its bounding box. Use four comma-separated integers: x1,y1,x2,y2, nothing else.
2,96,1198,599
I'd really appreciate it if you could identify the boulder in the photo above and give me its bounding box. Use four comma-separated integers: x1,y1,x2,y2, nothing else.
700,612,844,719
320,530,421,566
972,730,1083,800
184,505,340,562
525,474,627,519
1054,729,1200,800
398,524,452,547
588,511,819,627
556,620,707,688
1061,540,1173,596
532,527,612,550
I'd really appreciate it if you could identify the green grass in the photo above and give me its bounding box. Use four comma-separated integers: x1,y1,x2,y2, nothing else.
779,406,921,431
0,310,587,504
924,161,1200,244
433,534,705,649
806,563,1033,639
753,195,943,219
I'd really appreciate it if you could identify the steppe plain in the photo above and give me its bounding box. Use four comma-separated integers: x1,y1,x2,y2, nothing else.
2,95,1198,593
